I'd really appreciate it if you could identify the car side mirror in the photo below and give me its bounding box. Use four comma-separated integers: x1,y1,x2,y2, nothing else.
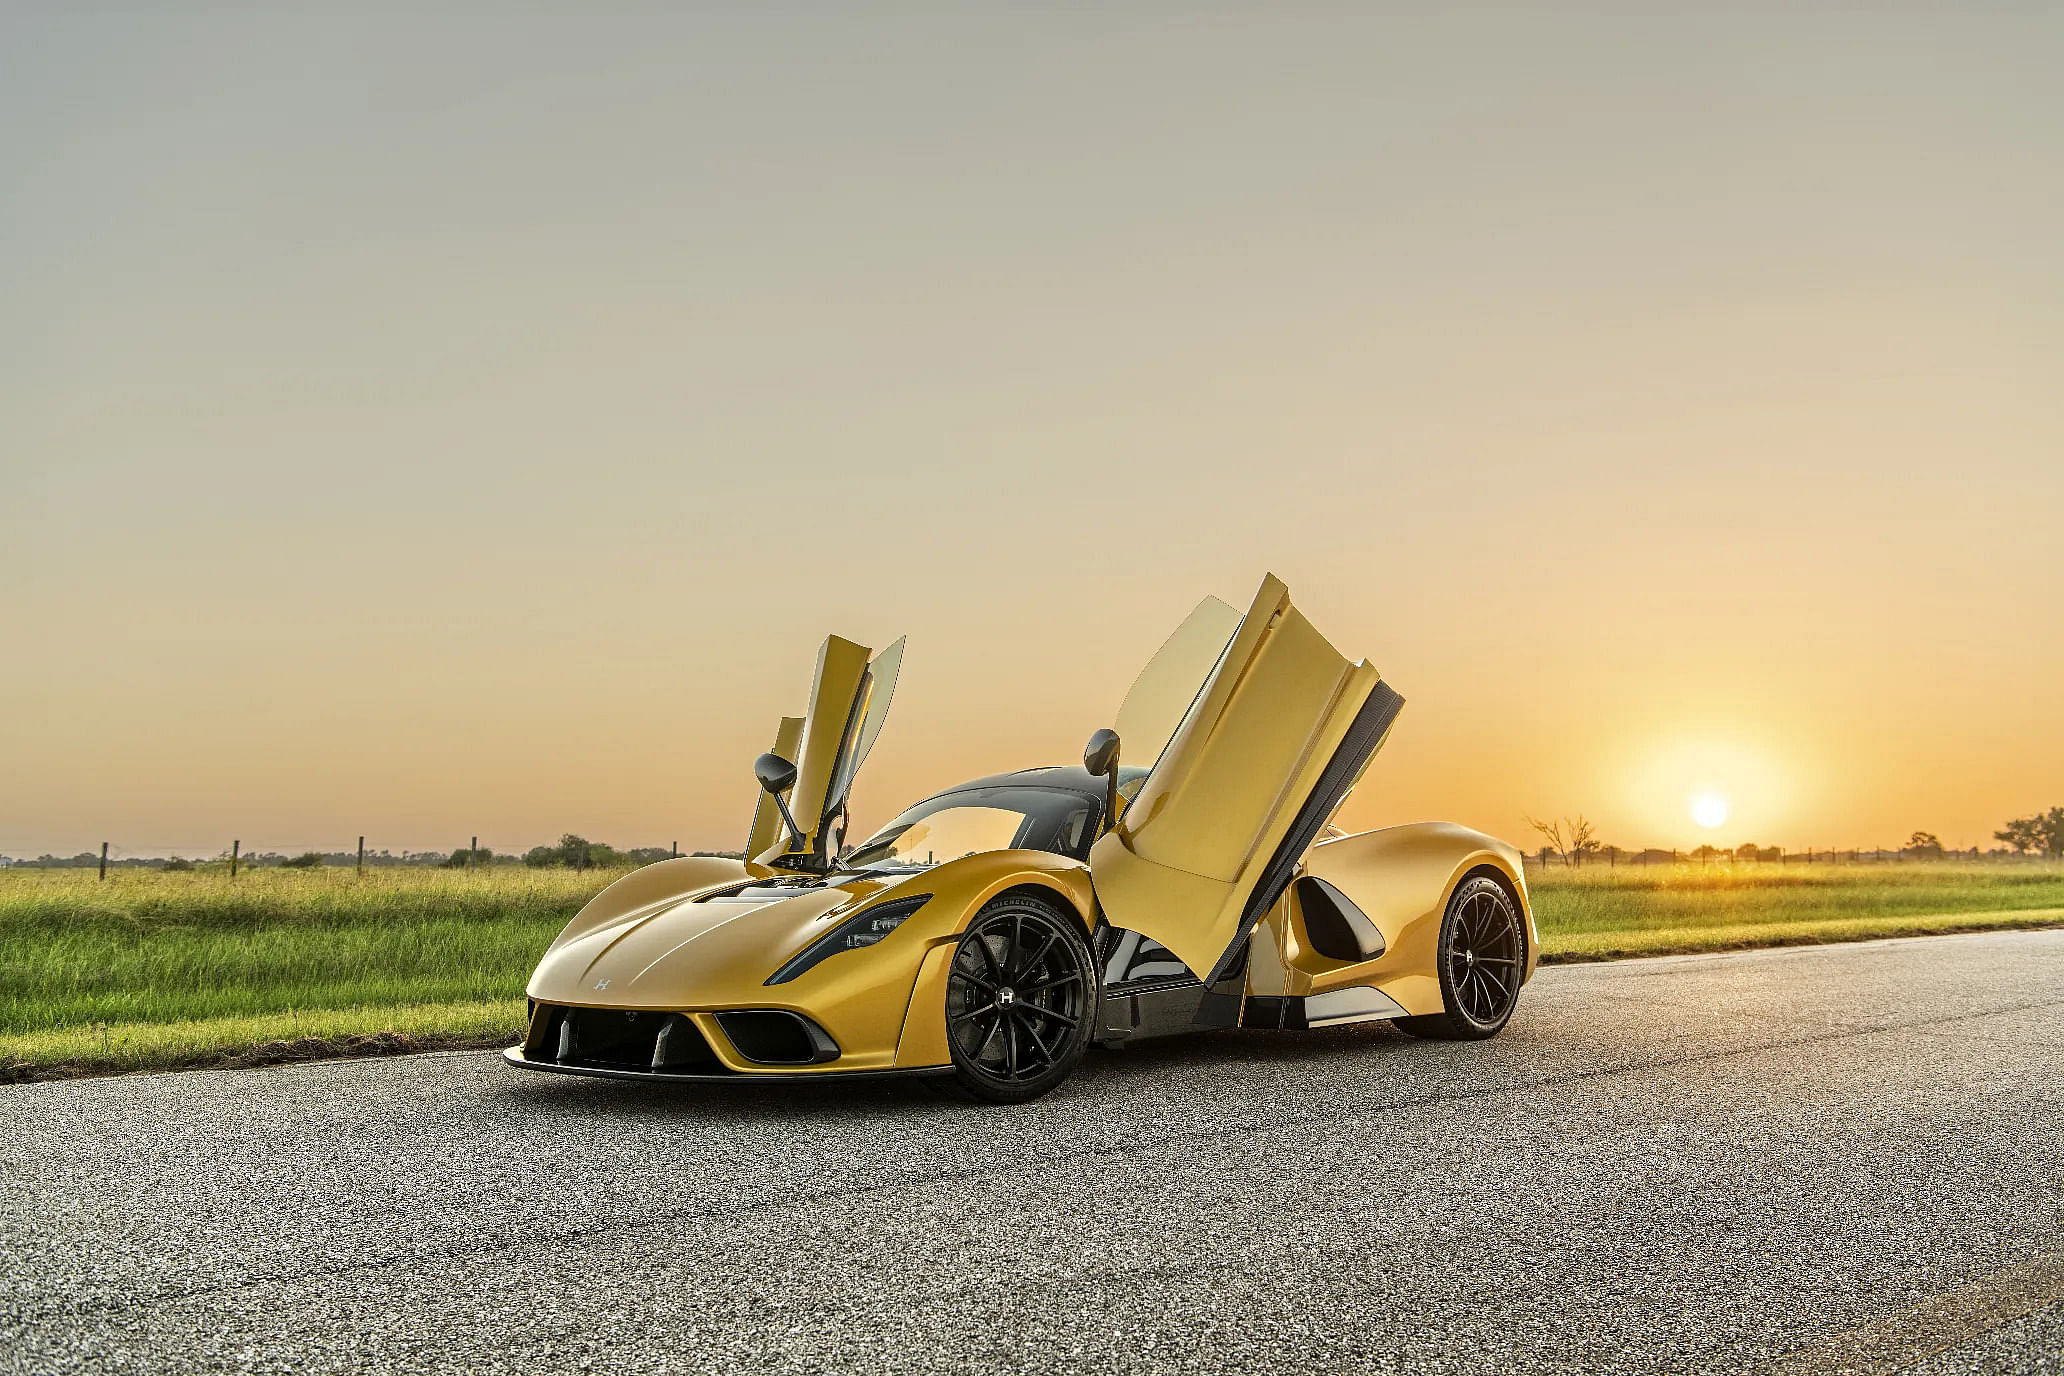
1083,729,1121,838
1083,729,1120,778
754,752,798,795
753,752,804,851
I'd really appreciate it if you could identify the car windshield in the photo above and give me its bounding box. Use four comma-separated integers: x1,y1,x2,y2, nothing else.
842,785,1098,872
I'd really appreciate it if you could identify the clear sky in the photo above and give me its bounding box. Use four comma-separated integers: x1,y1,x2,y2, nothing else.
5,7,2060,859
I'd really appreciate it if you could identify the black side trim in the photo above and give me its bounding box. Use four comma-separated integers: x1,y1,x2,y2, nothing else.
1203,681,1405,987
1240,995,1310,1031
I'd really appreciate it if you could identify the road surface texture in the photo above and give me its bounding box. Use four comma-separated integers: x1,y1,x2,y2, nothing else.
3,929,2059,1375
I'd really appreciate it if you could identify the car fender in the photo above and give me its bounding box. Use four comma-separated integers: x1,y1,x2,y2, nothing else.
1292,822,1537,1016
884,849,1097,1067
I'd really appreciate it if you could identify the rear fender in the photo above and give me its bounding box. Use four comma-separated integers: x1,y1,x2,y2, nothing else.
1272,823,1535,1016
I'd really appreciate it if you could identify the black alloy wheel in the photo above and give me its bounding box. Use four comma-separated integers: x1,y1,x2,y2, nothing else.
943,896,1095,1103
1392,875,1525,1040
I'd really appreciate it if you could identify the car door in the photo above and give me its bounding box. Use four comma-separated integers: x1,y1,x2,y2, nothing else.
1089,575,1404,984
745,715,805,858
759,634,907,867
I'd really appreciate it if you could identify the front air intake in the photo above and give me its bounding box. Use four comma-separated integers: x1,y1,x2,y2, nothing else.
714,1010,840,1065
530,1006,727,1073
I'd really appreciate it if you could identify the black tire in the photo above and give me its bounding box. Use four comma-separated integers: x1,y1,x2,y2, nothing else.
1390,875,1524,1041
941,895,1095,1104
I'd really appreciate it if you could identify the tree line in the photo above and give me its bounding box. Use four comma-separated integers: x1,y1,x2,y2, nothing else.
0,837,744,870
1524,807,2064,866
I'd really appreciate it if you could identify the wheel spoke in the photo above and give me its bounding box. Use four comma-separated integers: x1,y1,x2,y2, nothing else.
1014,929,1058,980
1002,1016,1020,1077
972,1011,995,1060
974,934,1005,983
1021,1003,1078,1028
1017,1010,1051,1063
959,969,998,993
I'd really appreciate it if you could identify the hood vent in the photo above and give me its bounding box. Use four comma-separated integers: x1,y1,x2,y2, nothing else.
692,876,826,903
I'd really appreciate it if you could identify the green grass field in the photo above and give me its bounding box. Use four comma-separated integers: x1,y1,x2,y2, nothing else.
2,860,2059,1080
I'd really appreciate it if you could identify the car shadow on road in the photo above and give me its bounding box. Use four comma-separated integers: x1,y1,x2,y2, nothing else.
480,1022,1423,1125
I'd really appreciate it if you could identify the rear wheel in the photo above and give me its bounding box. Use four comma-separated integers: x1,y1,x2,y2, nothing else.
942,896,1094,1103
1391,875,1524,1040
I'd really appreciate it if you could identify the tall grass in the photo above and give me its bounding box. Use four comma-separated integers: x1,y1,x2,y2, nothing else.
0,867,611,1034
1528,859,2064,957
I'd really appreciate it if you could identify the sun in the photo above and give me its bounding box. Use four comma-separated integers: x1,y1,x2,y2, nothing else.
1690,793,1730,829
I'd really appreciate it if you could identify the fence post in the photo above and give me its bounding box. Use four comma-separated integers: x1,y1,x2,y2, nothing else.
470,835,478,870
99,841,108,881
357,836,365,875
230,839,240,880
671,840,678,858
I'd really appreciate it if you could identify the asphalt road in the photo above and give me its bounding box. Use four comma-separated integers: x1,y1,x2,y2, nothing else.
4,929,2060,1376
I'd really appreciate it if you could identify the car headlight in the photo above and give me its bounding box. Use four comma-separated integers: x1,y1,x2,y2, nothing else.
764,893,932,986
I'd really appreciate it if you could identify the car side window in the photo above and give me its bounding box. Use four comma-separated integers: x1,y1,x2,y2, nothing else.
1051,803,1094,859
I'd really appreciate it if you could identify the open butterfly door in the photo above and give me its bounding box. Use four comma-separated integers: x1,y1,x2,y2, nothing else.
1089,575,1404,984
753,634,907,869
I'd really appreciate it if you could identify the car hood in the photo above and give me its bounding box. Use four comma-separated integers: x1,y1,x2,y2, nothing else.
526,872,913,1008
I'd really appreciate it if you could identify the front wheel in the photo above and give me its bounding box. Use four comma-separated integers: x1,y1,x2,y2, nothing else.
942,896,1095,1103
1391,875,1524,1041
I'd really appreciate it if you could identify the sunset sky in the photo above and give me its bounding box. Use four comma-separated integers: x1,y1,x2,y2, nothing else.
5,8,2059,860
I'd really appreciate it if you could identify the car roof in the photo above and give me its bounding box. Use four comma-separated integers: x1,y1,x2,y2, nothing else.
922,764,1149,801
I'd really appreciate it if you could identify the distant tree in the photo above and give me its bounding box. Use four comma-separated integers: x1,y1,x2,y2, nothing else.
1906,831,1944,858
522,834,628,869
1567,816,1601,867
1525,815,1567,865
1995,818,2038,853
1733,842,1761,860
1527,814,1601,867
280,852,325,870
1994,810,2064,857
440,846,494,869
623,847,674,867
1690,844,1721,860
162,857,194,872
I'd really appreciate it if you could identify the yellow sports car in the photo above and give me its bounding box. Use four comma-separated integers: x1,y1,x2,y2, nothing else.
507,574,1538,1103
